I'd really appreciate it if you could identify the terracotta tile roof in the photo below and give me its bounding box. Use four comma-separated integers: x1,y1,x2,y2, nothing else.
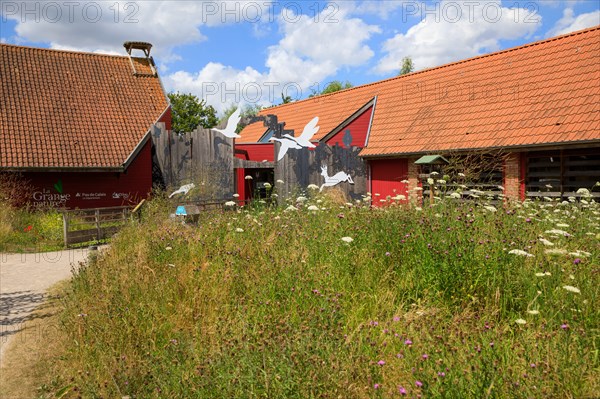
240,26,600,156
0,44,169,169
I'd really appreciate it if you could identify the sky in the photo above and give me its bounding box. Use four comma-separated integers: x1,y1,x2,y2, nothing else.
1,0,598,114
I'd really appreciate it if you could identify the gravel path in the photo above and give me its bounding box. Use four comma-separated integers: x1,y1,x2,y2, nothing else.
0,248,91,366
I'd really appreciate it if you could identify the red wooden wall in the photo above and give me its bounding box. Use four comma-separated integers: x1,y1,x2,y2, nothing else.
24,140,153,209
235,143,274,162
324,106,373,148
370,158,409,206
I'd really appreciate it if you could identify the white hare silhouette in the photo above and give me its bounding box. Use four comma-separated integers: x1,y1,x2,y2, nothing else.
319,165,354,192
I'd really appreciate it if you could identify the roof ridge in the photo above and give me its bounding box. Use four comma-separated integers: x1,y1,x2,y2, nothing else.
259,24,600,114
0,42,129,59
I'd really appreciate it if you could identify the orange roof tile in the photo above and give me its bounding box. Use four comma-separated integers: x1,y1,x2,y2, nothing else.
239,26,600,156
0,44,169,169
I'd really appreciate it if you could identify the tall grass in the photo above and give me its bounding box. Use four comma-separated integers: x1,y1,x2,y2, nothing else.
0,200,63,252
46,193,599,398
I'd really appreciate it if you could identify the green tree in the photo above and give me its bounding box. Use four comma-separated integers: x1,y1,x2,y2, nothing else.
281,93,293,104
399,57,414,75
309,80,353,97
167,92,218,133
220,103,263,133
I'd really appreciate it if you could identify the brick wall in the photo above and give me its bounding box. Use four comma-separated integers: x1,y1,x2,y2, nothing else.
407,157,422,205
504,152,523,201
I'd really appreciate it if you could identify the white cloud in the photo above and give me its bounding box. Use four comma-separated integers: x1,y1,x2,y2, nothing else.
1,1,275,60
547,8,600,37
374,0,542,74
165,6,380,114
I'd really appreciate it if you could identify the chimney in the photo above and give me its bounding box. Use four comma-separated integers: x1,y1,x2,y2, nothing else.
123,41,157,77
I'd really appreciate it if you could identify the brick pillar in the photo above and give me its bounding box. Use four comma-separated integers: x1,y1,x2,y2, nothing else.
407,157,422,206
504,153,522,202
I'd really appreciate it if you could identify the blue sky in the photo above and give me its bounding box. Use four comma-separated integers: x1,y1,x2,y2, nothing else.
1,1,598,113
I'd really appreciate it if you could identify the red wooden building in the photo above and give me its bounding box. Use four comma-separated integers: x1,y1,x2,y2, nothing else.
0,41,170,208
238,26,600,204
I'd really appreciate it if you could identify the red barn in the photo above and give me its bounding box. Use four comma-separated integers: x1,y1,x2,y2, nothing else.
239,26,600,204
0,41,170,208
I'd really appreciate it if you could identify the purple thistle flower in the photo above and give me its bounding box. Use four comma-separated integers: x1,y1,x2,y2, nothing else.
405,339,413,345
422,354,429,360
378,360,386,366
374,383,380,389
525,218,531,223
385,251,391,256
561,323,569,330
530,363,536,368
574,258,581,265
393,316,400,322
437,372,446,377
398,386,407,395
415,380,423,387
490,342,494,348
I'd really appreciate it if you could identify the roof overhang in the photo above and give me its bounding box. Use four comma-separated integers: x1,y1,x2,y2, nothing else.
359,140,600,159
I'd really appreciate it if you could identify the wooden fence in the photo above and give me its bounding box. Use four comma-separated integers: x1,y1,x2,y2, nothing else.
62,206,131,247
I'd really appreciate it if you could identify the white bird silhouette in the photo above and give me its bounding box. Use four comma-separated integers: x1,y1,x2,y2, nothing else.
168,183,195,198
283,116,319,148
212,107,241,138
271,137,302,161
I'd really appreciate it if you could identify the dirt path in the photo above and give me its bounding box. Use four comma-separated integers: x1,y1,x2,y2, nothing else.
0,248,91,366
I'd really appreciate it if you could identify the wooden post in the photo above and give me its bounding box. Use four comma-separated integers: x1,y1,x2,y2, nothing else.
62,213,69,248
95,209,101,240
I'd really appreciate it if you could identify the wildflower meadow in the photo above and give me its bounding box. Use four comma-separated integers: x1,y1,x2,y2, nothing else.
39,191,598,398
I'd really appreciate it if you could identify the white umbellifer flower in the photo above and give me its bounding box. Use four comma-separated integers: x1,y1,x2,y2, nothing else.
285,205,297,212
556,223,569,228
165,246,172,251
498,185,505,190
224,201,236,207
539,238,554,246
307,184,319,190
430,171,439,176
569,250,591,257
413,187,423,191
393,195,406,201
527,310,540,315
427,178,434,185
449,192,461,199
345,202,353,207
276,179,284,184
235,228,244,233
437,179,446,184
341,236,354,243
415,207,422,211
380,199,387,203
296,196,307,202
272,193,278,198
576,188,590,196
484,206,497,213
263,182,272,189
562,285,581,294
508,249,534,257
375,193,381,196
543,197,553,202
545,248,568,255
535,272,545,277
458,173,466,177
515,319,527,325
401,180,409,184
232,193,240,198
307,205,319,211
545,229,569,236
569,274,575,280
245,175,253,180
545,184,553,189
